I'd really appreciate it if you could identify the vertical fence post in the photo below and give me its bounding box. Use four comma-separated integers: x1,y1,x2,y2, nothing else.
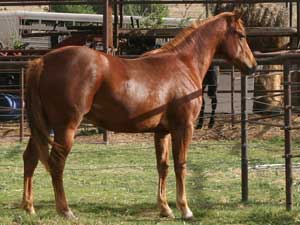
241,75,248,202
283,63,293,211
289,1,293,28
19,67,25,142
231,66,235,127
113,0,118,50
103,0,113,53
119,0,123,28
205,0,209,18
297,1,300,47
103,0,113,144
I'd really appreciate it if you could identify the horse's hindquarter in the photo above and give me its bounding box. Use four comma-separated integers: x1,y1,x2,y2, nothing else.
39,47,105,127
86,54,202,132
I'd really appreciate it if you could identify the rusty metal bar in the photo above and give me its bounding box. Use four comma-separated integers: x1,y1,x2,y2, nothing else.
283,63,293,211
0,56,40,60
248,121,284,128
289,1,293,27
113,0,119,49
297,1,300,47
115,0,300,3
249,113,284,121
103,0,113,144
103,0,109,53
0,0,298,6
103,0,109,143
231,66,235,127
19,68,25,142
0,49,50,55
119,0,123,28
118,27,297,38
0,1,102,6
241,75,248,202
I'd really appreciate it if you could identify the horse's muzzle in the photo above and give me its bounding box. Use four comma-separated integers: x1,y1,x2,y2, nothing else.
243,63,257,75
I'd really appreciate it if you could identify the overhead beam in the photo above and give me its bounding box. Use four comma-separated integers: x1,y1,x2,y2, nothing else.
0,0,299,6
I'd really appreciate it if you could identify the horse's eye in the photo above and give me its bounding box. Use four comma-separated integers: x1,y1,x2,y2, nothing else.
233,29,245,39
237,32,246,40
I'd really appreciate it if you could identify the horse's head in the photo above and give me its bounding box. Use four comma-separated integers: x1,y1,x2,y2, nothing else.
219,10,257,75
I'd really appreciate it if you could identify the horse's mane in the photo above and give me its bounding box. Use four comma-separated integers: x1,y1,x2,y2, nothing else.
144,12,244,56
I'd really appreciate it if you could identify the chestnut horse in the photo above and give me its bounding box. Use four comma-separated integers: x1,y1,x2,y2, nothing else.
21,11,256,219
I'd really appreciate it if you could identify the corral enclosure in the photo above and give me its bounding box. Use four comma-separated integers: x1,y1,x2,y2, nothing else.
1,0,300,224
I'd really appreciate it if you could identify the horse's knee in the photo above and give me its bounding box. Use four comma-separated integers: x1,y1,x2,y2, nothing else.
157,162,169,177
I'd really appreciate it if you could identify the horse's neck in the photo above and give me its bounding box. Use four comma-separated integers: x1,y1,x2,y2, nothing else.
177,19,226,83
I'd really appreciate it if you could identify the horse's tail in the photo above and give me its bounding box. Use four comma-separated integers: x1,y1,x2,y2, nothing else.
25,58,61,171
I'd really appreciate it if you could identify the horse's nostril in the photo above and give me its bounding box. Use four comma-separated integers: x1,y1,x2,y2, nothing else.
251,65,257,74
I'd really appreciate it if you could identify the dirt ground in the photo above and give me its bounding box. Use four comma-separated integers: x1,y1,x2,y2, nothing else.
0,114,299,145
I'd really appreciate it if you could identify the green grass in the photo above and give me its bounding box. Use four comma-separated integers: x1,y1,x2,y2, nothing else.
1,137,300,224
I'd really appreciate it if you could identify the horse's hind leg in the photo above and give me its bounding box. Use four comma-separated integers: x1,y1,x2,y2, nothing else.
154,132,174,218
208,95,217,128
21,138,45,214
48,125,78,218
196,97,205,129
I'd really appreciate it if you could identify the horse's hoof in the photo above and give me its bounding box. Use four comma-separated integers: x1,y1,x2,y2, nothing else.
160,209,175,218
196,125,203,129
182,210,194,220
20,202,36,215
208,123,214,129
60,209,77,220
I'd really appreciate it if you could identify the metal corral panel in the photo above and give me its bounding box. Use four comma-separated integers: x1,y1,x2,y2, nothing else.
203,72,254,114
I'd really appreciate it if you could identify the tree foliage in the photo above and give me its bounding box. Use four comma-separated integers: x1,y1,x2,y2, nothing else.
124,3,169,28
51,2,169,28
51,5,96,14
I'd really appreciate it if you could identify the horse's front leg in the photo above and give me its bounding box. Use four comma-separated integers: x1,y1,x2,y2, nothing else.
171,122,194,219
154,132,174,218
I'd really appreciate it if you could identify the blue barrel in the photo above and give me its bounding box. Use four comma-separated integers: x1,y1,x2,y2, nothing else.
0,94,21,121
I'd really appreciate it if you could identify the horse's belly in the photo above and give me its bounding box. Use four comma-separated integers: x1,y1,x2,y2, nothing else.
84,101,167,133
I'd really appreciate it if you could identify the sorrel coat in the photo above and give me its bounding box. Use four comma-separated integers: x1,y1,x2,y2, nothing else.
21,11,256,219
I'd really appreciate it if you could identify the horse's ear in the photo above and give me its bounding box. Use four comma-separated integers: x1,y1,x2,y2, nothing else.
233,8,244,21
